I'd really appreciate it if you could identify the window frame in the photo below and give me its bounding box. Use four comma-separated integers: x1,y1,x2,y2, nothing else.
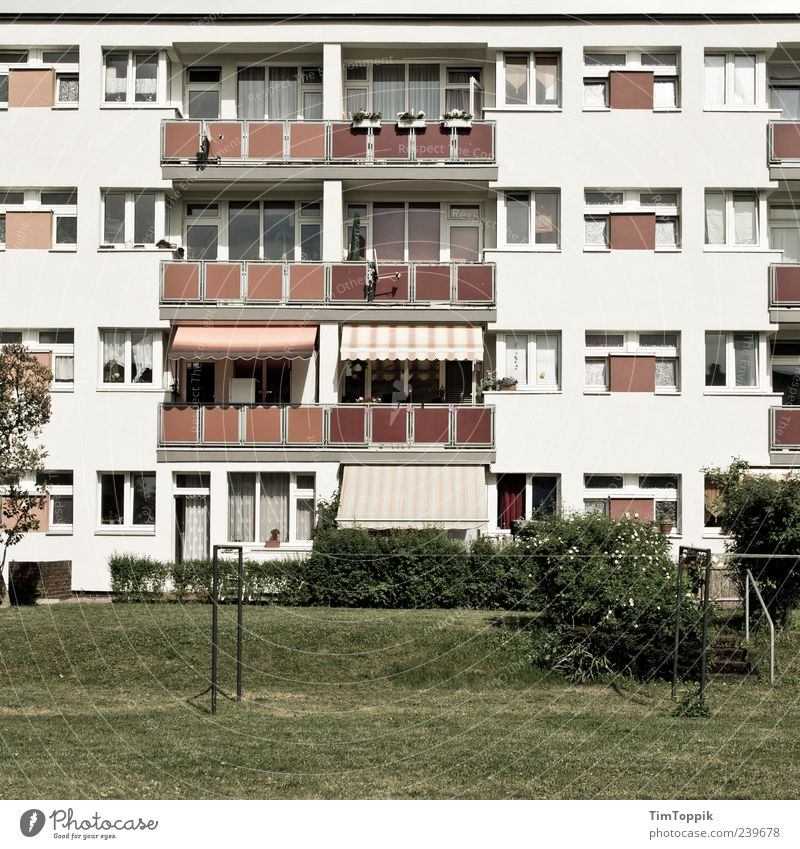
235,64,323,120
582,472,681,533
0,48,79,109
584,330,680,393
499,50,561,109
499,331,561,390
703,51,766,109
704,189,766,250
0,327,75,392
583,188,680,251
501,190,561,250
36,470,74,532
102,49,168,106
99,328,162,390
582,49,680,111
100,190,166,248
704,330,765,392
97,471,156,531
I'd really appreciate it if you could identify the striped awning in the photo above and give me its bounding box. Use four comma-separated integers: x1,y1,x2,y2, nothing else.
169,325,317,360
340,324,483,361
336,465,487,530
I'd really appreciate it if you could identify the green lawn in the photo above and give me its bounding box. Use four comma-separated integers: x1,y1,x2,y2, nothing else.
0,604,798,799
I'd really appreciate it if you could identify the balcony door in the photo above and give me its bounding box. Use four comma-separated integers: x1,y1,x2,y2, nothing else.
175,495,209,562
185,362,215,404
770,205,800,263
771,339,800,404
186,66,221,119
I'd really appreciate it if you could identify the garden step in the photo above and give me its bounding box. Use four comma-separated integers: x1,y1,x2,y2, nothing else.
711,635,751,677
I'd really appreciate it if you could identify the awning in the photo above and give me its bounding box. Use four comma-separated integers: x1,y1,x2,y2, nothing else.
169,325,317,361
340,324,483,361
336,465,487,530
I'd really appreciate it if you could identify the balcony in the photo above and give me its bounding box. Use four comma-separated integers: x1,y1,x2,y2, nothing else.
160,119,496,180
769,264,800,322
768,121,800,179
159,260,496,322
158,403,495,463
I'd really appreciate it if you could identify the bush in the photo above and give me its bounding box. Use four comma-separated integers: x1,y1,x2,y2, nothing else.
515,512,703,681
109,553,169,602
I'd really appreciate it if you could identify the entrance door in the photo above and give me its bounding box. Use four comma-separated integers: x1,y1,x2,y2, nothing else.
185,362,215,404
175,495,210,562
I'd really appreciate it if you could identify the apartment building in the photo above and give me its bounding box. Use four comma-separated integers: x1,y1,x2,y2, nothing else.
2,3,800,590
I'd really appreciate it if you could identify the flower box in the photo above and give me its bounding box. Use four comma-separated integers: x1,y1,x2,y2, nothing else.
352,118,382,129
397,118,427,129
443,118,473,128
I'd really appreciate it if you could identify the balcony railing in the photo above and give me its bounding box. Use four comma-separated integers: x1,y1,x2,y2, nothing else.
161,119,495,165
771,406,800,450
769,263,800,311
769,120,800,163
160,260,495,306
159,403,494,449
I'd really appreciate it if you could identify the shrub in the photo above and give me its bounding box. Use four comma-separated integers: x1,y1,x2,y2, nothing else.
109,552,169,602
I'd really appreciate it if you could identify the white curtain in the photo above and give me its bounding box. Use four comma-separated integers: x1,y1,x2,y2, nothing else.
131,331,153,384
584,217,608,246
134,55,158,101
408,64,439,117
505,334,528,385
104,54,127,99
373,64,404,117
535,56,558,104
296,499,314,541
654,79,677,109
771,226,800,263
505,55,528,105
268,67,297,119
734,335,757,387
704,54,726,106
585,359,607,387
54,355,74,383
583,81,607,107
259,473,289,542
655,217,677,247
704,194,726,245
655,358,677,387
733,54,756,105
238,67,265,119
228,473,255,542
183,496,208,560
734,195,757,245
103,331,125,382
535,334,558,386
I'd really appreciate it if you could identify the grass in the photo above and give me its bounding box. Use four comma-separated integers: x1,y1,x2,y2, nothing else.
1,603,799,799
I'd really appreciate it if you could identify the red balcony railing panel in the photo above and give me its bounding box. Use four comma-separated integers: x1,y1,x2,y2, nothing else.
773,408,800,447
245,406,282,444
286,406,324,444
774,265,800,304
207,122,242,159
162,406,198,443
454,407,492,445
203,406,240,443
330,263,366,301
412,407,449,444
163,262,201,300
247,122,284,159
455,124,494,161
329,406,367,444
205,263,242,300
773,123,800,159
414,124,452,160
371,407,408,443
289,122,326,159
373,123,411,160
373,263,410,301
247,263,283,301
330,122,369,159
163,121,201,159
414,264,451,300
456,264,494,302
288,263,326,301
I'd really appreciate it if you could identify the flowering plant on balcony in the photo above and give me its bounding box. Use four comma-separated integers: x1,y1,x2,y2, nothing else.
351,111,382,128
442,108,473,127
355,396,381,403
397,110,425,120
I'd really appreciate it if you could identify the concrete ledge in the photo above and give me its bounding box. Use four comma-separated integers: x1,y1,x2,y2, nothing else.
158,448,495,464
159,305,496,323
163,164,498,182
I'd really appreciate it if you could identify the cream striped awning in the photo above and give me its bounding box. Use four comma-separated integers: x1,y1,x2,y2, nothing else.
336,465,487,530
340,324,483,361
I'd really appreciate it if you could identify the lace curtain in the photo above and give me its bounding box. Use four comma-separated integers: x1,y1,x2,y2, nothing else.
182,496,209,560
103,331,125,383
228,473,255,542
131,331,153,384
259,473,289,542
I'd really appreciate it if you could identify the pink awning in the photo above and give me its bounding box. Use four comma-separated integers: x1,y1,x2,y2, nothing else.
169,325,317,361
340,324,483,361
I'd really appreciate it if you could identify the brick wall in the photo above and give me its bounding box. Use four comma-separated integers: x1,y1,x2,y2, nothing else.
9,560,72,604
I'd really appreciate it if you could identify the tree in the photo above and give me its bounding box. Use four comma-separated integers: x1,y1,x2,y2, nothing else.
0,344,52,603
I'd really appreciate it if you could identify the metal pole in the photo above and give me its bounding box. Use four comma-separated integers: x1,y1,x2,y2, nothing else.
236,547,244,702
745,571,750,643
699,550,712,702
672,548,686,701
211,545,219,716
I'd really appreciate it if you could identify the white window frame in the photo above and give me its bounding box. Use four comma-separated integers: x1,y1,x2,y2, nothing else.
583,472,681,533
497,50,561,109
0,327,74,392
704,190,767,250
36,471,74,532
102,49,168,107
235,64,323,120
703,51,766,110
97,471,156,532
498,332,561,390
100,190,166,249
704,331,767,393
500,190,560,251
582,49,680,111
584,330,680,393
583,189,680,251
0,48,79,109
98,328,163,390
0,188,78,251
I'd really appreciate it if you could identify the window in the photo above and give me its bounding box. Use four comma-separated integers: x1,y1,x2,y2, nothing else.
186,66,221,118
584,189,679,249
502,52,560,107
101,329,160,386
704,190,761,247
36,471,73,530
0,48,78,107
236,65,323,120
583,472,681,532
704,52,763,107
227,472,315,544
0,328,74,388
99,472,155,528
585,331,680,392
583,49,679,109
341,359,472,404
503,191,560,248
705,331,760,389
101,190,165,247
104,50,166,104
502,333,560,388
0,189,23,247
496,474,559,529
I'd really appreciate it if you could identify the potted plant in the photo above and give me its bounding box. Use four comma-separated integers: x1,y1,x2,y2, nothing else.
659,520,674,536
397,110,426,128
266,528,281,548
498,377,518,391
442,109,473,128
351,110,382,129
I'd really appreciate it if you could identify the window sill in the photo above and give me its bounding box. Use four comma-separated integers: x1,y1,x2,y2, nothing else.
94,527,156,536
583,246,611,252
96,385,166,392
703,389,776,396
52,103,79,110
50,385,74,393
703,247,777,254
99,102,170,110
483,388,561,395
654,247,682,253
46,529,73,536
483,105,562,113
487,246,561,254
702,531,730,539
702,106,774,113
584,389,611,395
48,247,77,253
97,246,174,253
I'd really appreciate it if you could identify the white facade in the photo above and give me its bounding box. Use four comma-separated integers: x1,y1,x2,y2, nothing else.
3,6,800,589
